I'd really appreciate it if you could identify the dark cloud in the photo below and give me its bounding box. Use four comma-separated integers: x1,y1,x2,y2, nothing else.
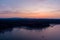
0,11,13,14
50,10,60,13
0,11,23,14
38,0,47,2
52,10,60,12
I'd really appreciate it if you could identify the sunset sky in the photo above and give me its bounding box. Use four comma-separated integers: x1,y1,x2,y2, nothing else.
0,0,60,18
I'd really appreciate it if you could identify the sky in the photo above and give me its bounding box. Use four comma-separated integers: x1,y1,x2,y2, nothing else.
0,0,60,18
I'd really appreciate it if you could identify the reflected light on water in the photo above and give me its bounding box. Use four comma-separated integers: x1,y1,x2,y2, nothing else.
0,25,60,40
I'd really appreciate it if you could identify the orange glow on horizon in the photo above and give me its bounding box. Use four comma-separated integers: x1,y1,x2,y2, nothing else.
0,11,60,18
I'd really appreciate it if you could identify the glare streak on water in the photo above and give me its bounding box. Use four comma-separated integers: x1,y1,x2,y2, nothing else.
0,25,60,40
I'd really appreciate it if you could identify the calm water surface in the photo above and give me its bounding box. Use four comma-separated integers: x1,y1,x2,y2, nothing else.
0,24,60,40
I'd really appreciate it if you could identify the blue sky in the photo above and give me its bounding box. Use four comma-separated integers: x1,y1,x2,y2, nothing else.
0,0,60,18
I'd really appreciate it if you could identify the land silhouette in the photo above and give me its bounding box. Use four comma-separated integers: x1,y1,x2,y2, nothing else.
0,18,60,33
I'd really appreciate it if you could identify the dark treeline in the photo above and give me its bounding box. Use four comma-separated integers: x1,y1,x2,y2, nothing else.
0,18,60,28
0,18,60,33
0,18,60,27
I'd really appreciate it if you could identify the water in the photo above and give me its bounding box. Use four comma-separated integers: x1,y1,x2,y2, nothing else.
0,24,60,40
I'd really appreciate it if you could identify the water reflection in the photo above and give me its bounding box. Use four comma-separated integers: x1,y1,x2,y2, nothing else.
0,23,51,40
0,24,60,40
0,23,50,33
